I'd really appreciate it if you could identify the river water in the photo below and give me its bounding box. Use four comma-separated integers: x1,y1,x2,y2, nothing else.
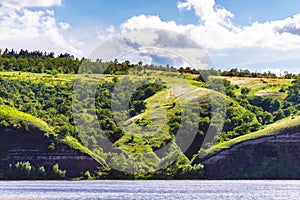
0,180,299,200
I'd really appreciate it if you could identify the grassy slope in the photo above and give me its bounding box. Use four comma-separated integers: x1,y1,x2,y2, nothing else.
61,136,107,167
219,76,293,89
117,73,267,150
0,104,107,167
0,104,54,136
0,71,115,83
220,76,293,100
200,115,300,160
191,76,298,160
115,74,191,155
1,72,298,168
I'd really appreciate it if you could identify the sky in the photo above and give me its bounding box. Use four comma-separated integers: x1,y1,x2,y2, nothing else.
1,0,300,74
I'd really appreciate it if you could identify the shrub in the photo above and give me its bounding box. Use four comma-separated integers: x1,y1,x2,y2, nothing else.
37,166,46,178
14,161,35,179
52,163,66,179
175,164,204,179
84,170,92,180
48,143,56,151
241,87,250,95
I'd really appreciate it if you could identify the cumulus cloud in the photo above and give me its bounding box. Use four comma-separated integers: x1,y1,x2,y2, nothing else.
117,49,192,68
177,0,235,28
121,15,194,33
276,23,300,36
121,0,300,51
106,25,115,33
59,22,71,31
89,29,212,69
0,0,80,56
0,0,62,9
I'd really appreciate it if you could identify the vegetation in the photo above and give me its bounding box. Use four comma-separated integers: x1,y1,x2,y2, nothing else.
1,49,300,179
0,105,54,136
197,115,300,161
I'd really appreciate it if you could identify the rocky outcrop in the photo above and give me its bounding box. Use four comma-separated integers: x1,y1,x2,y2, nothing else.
0,127,104,178
200,133,300,179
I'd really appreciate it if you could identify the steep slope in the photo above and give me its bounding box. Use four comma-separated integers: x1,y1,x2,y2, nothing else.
0,105,106,179
194,116,300,179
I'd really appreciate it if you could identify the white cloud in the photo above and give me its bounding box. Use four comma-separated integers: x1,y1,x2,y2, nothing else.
0,0,62,9
0,1,80,56
121,0,300,51
59,22,71,30
106,25,115,33
89,28,211,69
0,8,45,39
177,0,235,28
121,15,195,33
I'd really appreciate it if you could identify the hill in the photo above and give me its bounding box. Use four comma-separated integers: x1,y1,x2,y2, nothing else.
0,105,106,179
1,52,300,179
194,116,300,179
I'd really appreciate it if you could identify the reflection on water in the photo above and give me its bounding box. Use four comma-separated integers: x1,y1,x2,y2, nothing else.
0,180,300,200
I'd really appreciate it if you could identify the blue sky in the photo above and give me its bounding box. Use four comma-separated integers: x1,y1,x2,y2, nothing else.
52,0,300,32
218,0,300,25
53,0,300,27
1,0,300,74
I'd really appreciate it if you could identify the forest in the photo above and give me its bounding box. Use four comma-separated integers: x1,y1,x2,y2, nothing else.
1,49,300,180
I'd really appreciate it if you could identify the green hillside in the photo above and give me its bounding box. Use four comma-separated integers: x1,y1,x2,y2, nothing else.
1,51,300,179
195,115,300,162
0,104,54,136
0,105,106,179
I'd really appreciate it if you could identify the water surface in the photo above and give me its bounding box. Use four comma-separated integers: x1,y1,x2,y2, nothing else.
0,180,299,200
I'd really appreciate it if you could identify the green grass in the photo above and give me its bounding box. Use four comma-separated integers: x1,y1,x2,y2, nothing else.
201,115,300,159
2,71,298,174
123,89,175,136
255,87,286,100
219,76,293,90
0,72,115,85
0,104,107,167
0,104,54,136
0,105,57,156
116,87,177,154
114,74,214,159
61,135,108,167
212,75,292,100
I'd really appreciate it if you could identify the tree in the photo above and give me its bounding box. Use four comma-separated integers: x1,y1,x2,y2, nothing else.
175,164,204,179
137,61,143,73
138,60,143,67
114,58,118,67
274,109,285,121
241,87,250,95
261,112,273,125
130,100,146,117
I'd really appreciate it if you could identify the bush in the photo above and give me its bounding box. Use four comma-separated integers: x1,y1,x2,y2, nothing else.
241,87,250,95
14,161,35,179
48,143,56,151
37,166,47,178
84,170,92,180
175,164,204,179
274,110,285,121
52,163,66,179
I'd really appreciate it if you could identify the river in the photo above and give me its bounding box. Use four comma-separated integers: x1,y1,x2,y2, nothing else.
0,180,299,200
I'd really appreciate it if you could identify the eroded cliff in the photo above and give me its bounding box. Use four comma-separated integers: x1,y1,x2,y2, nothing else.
0,127,105,178
200,132,300,179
